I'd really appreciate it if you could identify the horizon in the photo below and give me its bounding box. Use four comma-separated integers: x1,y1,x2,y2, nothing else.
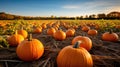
0,0,120,17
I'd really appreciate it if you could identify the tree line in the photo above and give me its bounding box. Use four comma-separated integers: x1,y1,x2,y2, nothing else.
0,11,120,20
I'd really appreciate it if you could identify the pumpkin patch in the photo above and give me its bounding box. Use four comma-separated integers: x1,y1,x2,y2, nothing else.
0,20,120,67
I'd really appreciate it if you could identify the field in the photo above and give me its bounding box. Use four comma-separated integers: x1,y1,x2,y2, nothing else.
0,20,120,67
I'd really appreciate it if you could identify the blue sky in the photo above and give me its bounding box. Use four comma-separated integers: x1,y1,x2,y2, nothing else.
0,0,120,17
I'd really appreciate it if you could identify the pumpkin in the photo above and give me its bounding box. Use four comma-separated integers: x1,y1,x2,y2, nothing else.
41,23,47,29
47,27,56,36
18,27,28,38
72,36,92,51
33,27,42,34
73,25,78,29
57,41,93,67
82,26,90,32
16,34,44,61
8,30,24,46
66,29,75,37
53,29,66,41
115,25,120,29
102,30,119,42
88,29,98,36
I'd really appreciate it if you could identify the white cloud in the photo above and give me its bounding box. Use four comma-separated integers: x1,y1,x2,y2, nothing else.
62,0,120,10
62,5,80,9
103,6,120,13
60,0,120,16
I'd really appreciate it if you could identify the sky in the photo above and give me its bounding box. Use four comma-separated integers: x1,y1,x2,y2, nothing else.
0,0,120,17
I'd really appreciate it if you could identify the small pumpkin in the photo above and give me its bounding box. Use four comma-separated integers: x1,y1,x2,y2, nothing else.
82,26,90,32
47,27,56,36
53,29,66,41
66,29,75,37
33,27,42,34
57,41,93,67
16,34,44,61
72,36,92,51
8,30,24,46
41,23,47,29
115,25,120,29
88,29,98,36
102,30,119,42
18,27,28,38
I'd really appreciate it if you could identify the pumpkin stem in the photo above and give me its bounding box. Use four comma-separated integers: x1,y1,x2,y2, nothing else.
109,29,113,34
73,41,82,48
21,26,23,30
58,28,62,30
28,34,32,41
15,30,18,35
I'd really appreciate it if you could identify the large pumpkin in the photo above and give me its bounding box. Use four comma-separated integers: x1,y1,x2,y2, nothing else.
53,29,66,41
18,28,28,39
102,31,119,42
8,31,24,46
57,41,93,67
72,36,92,51
16,34,44,61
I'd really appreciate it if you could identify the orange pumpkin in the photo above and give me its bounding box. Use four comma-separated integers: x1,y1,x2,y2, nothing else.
8,31,24,46
73,25,78,29
102,31,119,42
72,36,92,51
53,29,66,41
33,27,42,34
82,26,90,32
16,34,44,61
115,25,120,29
57,41,93,67
88,29,98,35
66,29,75,37
41,23,47,29
47,27,56,36
18,28,28,38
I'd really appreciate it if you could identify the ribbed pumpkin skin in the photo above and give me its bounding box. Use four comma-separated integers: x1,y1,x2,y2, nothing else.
102,32,119,42
8,34,24,46
66,29,75,37
88,29,98,35
47,27,56,36
18,30,28,38
16,39,44,61
53,30,66,41
72,36,92,51
57,45,93,67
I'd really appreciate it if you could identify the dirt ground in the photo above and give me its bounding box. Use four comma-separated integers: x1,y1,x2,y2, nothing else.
0,27,120,67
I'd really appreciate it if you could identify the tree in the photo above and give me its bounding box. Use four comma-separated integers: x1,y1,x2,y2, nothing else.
107,12,120,19
97,13,106,19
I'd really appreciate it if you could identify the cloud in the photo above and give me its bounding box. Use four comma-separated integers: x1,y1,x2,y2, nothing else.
62,5,80,9
62,0,120,10
103,6,120,13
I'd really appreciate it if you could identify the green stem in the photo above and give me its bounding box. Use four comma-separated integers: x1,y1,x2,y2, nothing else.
73,41,81,48
28,34,32,41
21,26,23,30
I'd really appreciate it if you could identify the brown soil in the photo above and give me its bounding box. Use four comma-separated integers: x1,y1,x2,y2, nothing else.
0,27,120,67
